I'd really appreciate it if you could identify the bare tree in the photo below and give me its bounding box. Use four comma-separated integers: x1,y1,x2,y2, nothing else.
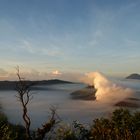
15,67,60,140
16,67,32,140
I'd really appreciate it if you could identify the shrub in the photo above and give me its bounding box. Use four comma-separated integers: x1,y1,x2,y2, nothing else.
0,112,8,126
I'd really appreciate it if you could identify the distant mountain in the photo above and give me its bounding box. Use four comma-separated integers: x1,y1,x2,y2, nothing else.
126,73,140,80
0,79,73,90
34,79,73,85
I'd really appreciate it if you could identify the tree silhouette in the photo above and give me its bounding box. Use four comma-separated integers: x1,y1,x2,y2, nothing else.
16,67,32,140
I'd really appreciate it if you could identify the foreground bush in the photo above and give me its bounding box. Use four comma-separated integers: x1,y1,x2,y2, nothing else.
1,108,140,140
50,108,140,140
89,109,140,140
0,112,26,140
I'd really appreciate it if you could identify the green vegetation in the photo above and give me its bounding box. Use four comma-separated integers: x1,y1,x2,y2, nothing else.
0,110,26,140
0,108,140,140
50,108,140,140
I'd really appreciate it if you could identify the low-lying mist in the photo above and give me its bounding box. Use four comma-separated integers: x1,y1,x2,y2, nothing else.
0,72,140,129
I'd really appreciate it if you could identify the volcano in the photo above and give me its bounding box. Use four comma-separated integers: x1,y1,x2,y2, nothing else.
70,85,96,100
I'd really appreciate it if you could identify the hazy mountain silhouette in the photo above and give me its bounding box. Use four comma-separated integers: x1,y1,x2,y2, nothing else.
0,79,73,90
126,73,140,80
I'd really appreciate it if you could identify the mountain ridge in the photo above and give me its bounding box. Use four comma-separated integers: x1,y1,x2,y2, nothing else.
0,79,73,90
126,73,140,80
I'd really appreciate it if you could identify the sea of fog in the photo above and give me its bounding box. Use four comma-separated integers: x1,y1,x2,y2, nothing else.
0,77,140,129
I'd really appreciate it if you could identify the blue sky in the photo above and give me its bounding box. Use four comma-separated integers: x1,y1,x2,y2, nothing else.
0,0,140,80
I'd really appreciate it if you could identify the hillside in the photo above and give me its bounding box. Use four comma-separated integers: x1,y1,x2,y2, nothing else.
126,73,140,80
0,79,73,90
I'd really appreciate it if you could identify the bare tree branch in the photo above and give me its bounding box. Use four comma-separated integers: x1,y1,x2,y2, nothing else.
16,66,32,140
15,66,59,140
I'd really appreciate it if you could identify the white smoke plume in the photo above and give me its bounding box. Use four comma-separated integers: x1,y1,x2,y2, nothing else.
85,72,132,104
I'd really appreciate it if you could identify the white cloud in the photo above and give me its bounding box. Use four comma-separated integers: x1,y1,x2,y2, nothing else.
21,40,35,53
117,2,138,16
88,29,103,48
0,68,9,80
52,70,62,75
20,39,63,56
124,39,140,48
0,67,85,82
0,68,8,76
55,72,84,82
